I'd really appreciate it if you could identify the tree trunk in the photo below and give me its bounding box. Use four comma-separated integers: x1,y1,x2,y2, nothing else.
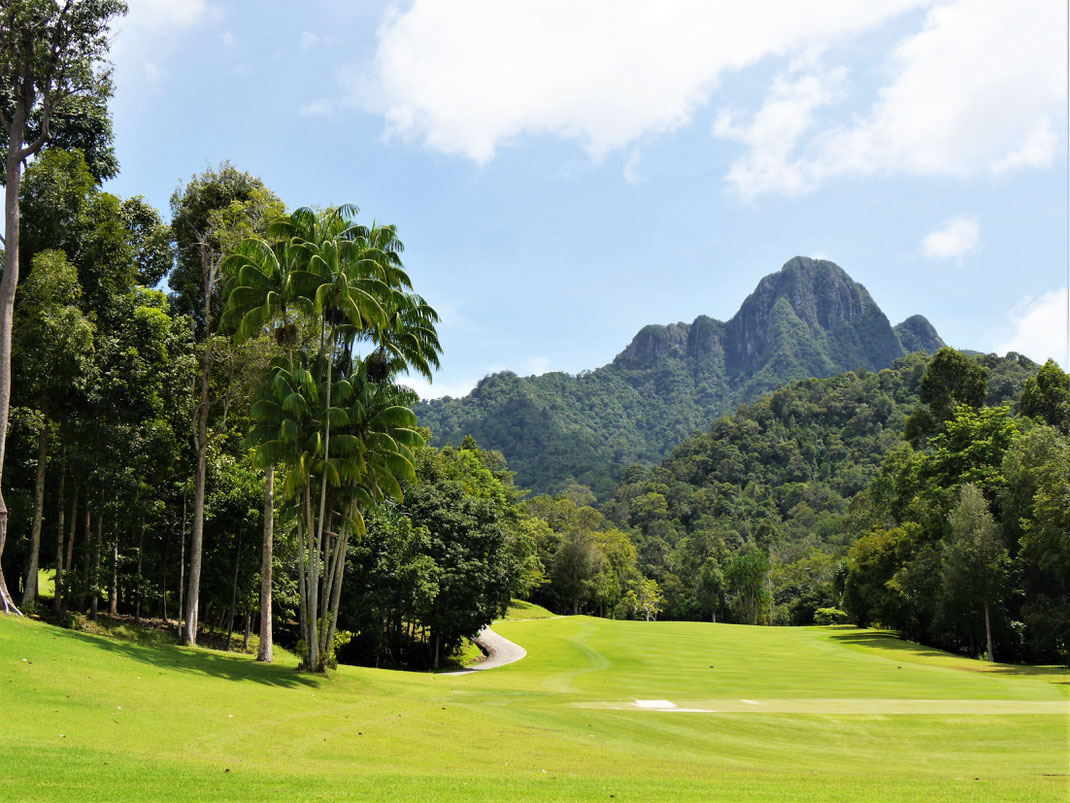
296,490,310,665
0,110,28,617
225,532,242,651
91,501,102,621
53,456,66,614
160,524,169,622
61,482,79,615
108,535,118,616
243,608,250,652
984,600,995,663
184,348,210,646
79,501,91,611
135,518,144,622
21,420,49,606
177,483,187,639
323,533,348,668
184,235,219,646
298,484,320,670
257,465,274,663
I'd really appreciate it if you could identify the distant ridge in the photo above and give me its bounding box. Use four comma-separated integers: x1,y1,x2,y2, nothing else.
416,257,945,496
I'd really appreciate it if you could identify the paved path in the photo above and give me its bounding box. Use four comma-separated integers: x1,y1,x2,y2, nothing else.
441,626,526,675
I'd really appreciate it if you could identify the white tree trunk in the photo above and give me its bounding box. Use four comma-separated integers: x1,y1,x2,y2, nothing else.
257,465,274,662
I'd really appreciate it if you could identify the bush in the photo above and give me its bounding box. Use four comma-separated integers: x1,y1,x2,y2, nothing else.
813,607,848,625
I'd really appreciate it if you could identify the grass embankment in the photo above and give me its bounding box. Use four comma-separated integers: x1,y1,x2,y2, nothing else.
1,614,1066,800
500,600,556,621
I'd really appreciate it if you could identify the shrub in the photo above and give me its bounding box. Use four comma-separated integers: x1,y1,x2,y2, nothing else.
813,607,848,625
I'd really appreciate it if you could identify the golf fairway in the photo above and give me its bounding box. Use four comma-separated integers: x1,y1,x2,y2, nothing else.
1,614,1066,800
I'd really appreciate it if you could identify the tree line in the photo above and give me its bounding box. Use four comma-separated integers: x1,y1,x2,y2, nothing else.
600,347,1068,663
0,0,536,673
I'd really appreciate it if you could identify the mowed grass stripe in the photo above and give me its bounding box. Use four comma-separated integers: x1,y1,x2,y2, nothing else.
2,614,1067,801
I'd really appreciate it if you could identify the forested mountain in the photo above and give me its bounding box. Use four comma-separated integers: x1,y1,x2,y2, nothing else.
603,350,1039,627
418,257,945,496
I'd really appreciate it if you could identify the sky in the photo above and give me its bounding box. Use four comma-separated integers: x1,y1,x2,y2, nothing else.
103,0,1069,398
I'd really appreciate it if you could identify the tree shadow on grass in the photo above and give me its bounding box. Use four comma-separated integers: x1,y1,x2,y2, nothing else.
58,628,318,689
826,628,1070,685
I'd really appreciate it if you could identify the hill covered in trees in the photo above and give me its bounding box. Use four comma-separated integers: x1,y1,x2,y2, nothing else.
596,348,1069,663
417,257,945,497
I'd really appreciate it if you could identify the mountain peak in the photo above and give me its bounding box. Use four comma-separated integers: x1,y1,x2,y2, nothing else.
722,257,902,385
894,314,945,354
418,256,944,496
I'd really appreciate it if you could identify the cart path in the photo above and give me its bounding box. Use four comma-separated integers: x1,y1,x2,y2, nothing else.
441,626,527,675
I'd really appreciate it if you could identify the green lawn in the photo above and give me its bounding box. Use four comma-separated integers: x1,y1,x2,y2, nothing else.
500,599,557,620
36,569,54,599
0,614,1066,800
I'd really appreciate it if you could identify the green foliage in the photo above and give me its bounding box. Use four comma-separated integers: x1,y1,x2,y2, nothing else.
1020,359,1070,433
338,441,524,668
230,204,442,671
843,356,1070,662
939,484,1010,658
905,346,989,445
606,355,933,622
813,607,847,625
0,0,127,183
169,163,284,335
727,546,771,625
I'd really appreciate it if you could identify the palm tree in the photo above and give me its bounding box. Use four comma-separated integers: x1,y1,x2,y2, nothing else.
229,205,441,671
221,236,307,663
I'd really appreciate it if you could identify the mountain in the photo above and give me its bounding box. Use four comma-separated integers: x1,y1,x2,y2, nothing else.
416,257,945,497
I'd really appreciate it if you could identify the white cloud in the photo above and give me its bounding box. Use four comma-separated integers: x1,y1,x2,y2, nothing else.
221,31,235,48
623,148,642,184
358,0,922,163
143,61,166,84
301,32,319,50
112,0,218,84
715,67,847,199
400,375,479,401
920,215,980,263
720,0,1067,196
524,357,551,376
122,0,215,32
299,99,335,117
993,288,1069,368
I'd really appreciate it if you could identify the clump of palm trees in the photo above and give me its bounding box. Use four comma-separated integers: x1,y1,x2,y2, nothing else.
222,205,440,671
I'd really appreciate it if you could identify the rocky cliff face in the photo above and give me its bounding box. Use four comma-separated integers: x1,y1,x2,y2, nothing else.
614,256,928,394
417,257,946,497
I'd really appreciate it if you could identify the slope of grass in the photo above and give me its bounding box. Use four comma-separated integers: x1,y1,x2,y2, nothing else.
1,614,1066,801
500,600,556,621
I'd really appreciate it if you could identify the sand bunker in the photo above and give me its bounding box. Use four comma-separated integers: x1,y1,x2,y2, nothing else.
576,698,1069,715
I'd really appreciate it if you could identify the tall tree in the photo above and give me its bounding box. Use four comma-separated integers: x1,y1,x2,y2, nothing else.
942,484,1010,662
905,347,988,446
169,164,281,644
238,205,441,671
0,0,126,614
13,249,92,605
221,235,311,662
1020,359,1070,434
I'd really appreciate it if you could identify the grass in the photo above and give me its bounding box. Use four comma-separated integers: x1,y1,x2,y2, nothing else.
500,599,557,621
36,569,54,599
0,614,1066,800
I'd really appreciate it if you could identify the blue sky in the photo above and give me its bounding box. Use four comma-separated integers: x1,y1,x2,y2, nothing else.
105,0,1069,397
